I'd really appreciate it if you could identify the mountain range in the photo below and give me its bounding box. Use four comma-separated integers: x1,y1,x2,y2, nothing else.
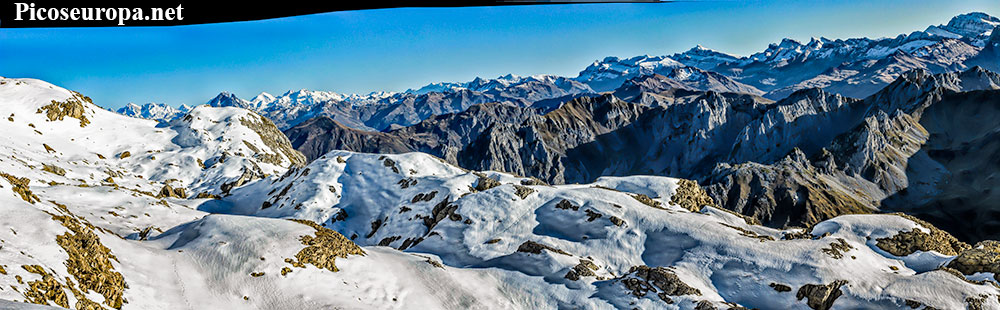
121,12,1000,130
4,11,1000,310
4,74,1000,309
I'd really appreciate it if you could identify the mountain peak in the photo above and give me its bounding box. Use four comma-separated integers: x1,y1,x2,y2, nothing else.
252,91,275,100
928,11,1000,39
776,38,803,48
115,102,187,121
206,91,250,109
949,12,998,26
989,24,1000,45
683,44,731,56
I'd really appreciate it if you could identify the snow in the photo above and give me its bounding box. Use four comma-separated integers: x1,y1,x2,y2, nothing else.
216,149,1000,309
4,19,1000,307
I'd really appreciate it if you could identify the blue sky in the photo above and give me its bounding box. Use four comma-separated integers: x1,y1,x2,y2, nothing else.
1,0,997,109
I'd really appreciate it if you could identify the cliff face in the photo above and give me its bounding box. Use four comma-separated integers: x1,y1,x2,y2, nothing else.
282,68,1000,241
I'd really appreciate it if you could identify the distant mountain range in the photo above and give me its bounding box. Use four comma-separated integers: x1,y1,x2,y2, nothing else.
7,11,1000,310
121,12,1000,129
112,12,1000,241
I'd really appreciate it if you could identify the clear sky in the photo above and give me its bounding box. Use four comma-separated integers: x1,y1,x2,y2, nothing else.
1,0,997,109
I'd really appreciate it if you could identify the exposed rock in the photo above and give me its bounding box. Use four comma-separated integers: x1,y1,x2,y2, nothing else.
239,113,307,167
820,238,853,259
770,282,792,292
720,223,774,242
50,208,128,309
398,178,416,189
378,236,402,247
423,196,459,231
285,117,416,162
398,237,423,250
631,193,662,209
474,174,501,191
516,241,570,256
796,280,847,310
705,149,873,229
1,172,40,204
41,164,65,176
513,185,535,199
37,92,91,127
411,191,437,203
695,300,717,310
195,192,221,199
520,177,548,186
220,168,262,195
157,184,187,199
20,265,69,308
619,265,701,304
366,217,384,239
946,240,1000,280
671,179,714,212
555,199,579,211
876,214,971,256
564,259,599,281
285,219,366,272
609,216,626,227
584,209,602,222
967,294,989,310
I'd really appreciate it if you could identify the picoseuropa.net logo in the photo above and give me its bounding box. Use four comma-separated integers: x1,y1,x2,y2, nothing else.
13,3,184,26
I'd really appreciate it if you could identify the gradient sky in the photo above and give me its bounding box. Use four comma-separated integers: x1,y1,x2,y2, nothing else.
1,0,997,109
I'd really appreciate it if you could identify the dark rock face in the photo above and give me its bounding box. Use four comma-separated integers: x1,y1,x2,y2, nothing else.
285,102,537,162
617,265,701,305
285,116,416,161
705,149,874,228
876,213,971,257
705,68,1000,236
281,67,1000,241
796,280,848,310
947,240,1000,281
881,89,1000,242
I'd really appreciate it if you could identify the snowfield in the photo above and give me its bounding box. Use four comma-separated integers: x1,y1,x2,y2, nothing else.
1,77,1000,310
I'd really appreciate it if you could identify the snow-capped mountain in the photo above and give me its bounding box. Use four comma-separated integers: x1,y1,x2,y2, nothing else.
6,68,1000,309
613,12,1000,99
171,75,593,132
574,55,683,91
405,74,588,95
668,45,741,72
119,12,999,130
282,65,1000,241
924,11,1000,41
247,91,276,109
115,102,192,122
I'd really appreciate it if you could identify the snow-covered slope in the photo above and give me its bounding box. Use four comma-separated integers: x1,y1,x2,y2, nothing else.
218,151,1000,309
5,77,1000,309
